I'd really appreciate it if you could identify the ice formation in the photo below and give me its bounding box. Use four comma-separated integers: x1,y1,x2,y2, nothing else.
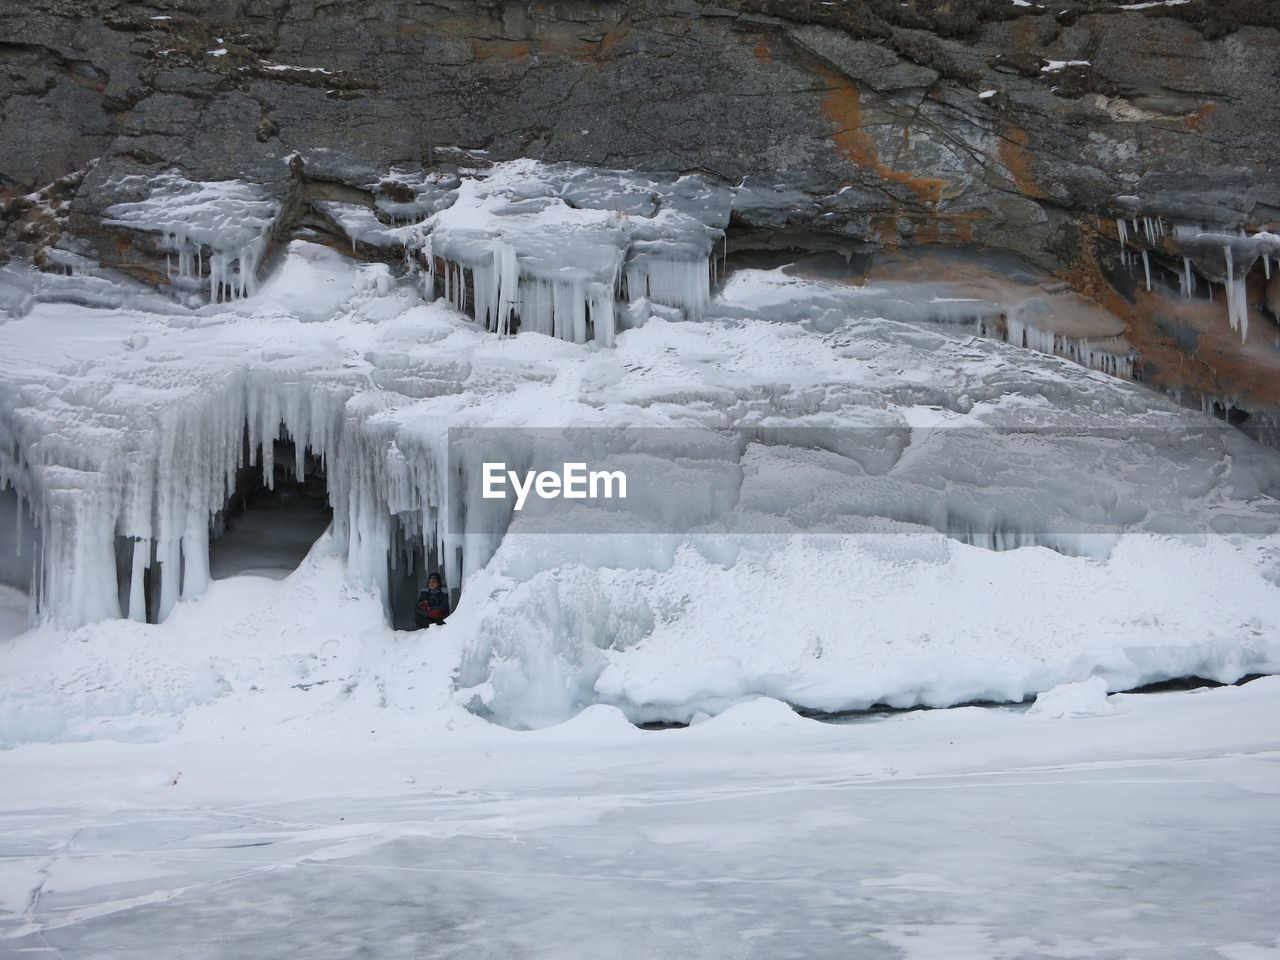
93,161,731,342
1119,211,1280,342
917,287,1135,379
1183,228,1280,342
3,165,1280,728
1002,319,1133,377
405,161,729,345
102,173,283,305
3,240,1278,638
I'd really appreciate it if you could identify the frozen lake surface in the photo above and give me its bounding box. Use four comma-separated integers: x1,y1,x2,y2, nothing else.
2,681,1277,959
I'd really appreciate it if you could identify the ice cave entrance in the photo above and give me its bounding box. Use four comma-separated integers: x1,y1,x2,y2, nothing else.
206,432,453,632
205,436,332,587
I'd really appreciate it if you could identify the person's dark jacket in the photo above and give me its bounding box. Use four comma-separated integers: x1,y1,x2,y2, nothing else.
415,586,450,627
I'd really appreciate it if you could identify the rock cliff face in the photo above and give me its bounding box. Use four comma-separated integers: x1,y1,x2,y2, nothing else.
2,0,1279,430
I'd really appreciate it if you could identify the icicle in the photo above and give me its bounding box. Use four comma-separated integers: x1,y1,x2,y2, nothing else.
421,237,436,299
1116,218,1127,249
623,255,711,320
1223,244,1249,342
495,242,519,336
1224,245,1235,331
1183,257,1194,297
180,528,209,599
1141,250,1151,292
127,540,147,621
589,276,617,347
156,536,181,622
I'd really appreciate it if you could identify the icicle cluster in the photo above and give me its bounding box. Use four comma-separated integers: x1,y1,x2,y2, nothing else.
1187,229,1280,343
102,173,282,305
624,251,712,321
0,370,350,625
1003,318,1135,378
1115,214,1166,293
0,362,559,627
405,161,731,346
99,163,728,343
1120,210,1280,344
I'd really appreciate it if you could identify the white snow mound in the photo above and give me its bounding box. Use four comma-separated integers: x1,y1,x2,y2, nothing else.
1027,677,1121,719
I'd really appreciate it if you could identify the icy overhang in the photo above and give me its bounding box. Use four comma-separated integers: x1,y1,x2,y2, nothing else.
102,173,283,305
408,160,732,344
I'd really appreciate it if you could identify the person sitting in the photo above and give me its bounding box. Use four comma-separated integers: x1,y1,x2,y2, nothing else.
415,573,450,628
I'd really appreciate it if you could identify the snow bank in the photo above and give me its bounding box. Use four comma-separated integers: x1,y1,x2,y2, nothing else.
526,703,644,742
0,545,479,748
458,530,1280,727
685,697,816,734
1027,676,1120,719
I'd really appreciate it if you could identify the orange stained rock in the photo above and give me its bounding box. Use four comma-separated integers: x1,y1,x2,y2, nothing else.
869,211,983,247
470,40,532,60
996,124,1048,200
1007,17,1042,53
1185,101,1216,130
815,65,949,206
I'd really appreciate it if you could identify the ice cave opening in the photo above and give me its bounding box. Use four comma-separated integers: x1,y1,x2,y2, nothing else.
205,435,332,590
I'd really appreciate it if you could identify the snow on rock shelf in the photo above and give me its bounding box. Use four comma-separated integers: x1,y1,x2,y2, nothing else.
409,160,730,344
92,161,729,340
3,166,1280,731
101,173,284,305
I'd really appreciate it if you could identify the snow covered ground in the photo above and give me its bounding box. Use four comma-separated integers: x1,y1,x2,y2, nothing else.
1,672,1277,959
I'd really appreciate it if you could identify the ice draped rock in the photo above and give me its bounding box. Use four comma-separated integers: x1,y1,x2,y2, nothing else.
412,160,731,343
100,173,284,304
56,159,731,345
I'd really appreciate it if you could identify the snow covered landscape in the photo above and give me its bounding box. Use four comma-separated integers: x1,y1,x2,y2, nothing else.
3,0,1280,955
